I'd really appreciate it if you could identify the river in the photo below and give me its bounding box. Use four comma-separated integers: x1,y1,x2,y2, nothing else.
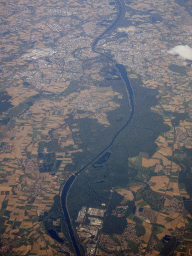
61,0,135,255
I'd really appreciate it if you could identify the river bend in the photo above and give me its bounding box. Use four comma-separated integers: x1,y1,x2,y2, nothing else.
61,0,135,255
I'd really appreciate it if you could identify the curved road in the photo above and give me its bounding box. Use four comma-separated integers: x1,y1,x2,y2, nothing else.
61,0,135,255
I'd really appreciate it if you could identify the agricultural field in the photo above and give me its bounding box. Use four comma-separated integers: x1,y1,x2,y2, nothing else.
0,0,192,254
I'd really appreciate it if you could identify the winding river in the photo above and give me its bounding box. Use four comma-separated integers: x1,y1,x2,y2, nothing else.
61,0,135,255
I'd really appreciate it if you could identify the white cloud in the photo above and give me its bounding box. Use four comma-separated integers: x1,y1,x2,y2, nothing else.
168,45,192,60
